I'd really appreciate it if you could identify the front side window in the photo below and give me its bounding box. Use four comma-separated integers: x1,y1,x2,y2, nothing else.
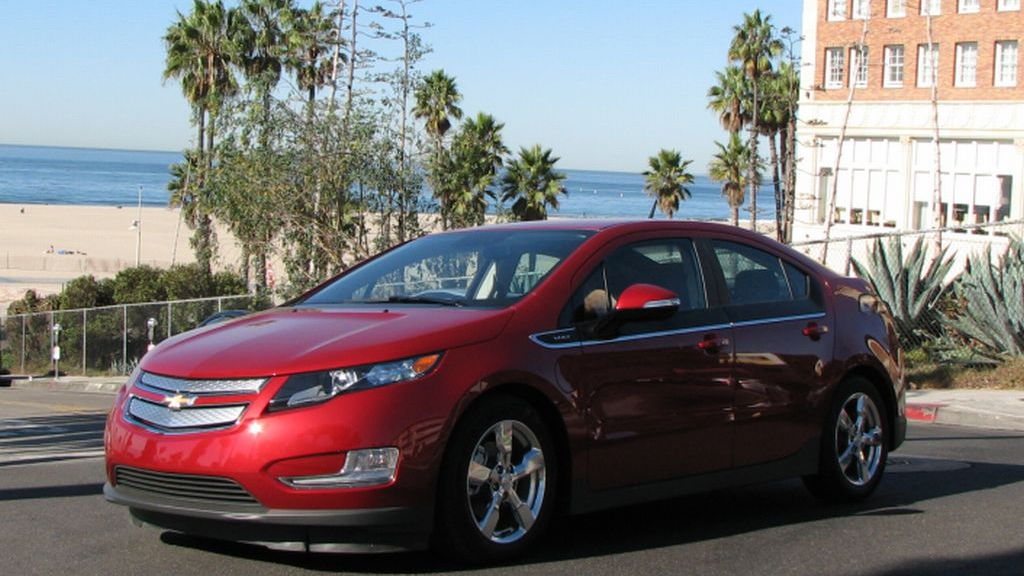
829,0,849,20
826,48,845,89
887,0,907,17
921,0,942,15
959,0,980,12
563,239,707,333
996,41,1019,87
917,44,940,87
955,42,978,87
302,229,592,307
852,46,870,88
884,45,905,87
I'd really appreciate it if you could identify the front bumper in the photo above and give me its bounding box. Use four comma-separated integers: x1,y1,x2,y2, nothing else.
105,481,432,552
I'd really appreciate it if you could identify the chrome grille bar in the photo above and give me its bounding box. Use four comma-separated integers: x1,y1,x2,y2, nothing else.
139,372,267,395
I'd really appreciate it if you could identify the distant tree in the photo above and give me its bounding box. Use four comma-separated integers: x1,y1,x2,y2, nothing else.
707,65,750,135
729,9,782,231
113,266,167,304
413,69,463,227
709,133,753,227
501,145,567,221
163,0,247,276
436,112,508,228
283,1,336,109
58,276,116,310
643,149,694,219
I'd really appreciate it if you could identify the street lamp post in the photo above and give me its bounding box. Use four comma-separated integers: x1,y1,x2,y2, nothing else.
135,185,143,266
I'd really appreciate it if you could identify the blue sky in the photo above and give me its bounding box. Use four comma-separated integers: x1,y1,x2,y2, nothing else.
0,1,803,173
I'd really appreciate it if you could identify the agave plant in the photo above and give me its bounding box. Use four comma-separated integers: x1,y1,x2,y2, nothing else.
851,237,956,348
945,238,1024,357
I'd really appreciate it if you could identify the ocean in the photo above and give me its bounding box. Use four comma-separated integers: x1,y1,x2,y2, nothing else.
0,144,774,221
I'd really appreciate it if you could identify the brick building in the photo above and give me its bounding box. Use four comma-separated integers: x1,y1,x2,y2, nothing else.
793,0,1023,247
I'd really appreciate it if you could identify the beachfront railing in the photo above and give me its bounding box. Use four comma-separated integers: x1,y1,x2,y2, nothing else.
0,294,270,377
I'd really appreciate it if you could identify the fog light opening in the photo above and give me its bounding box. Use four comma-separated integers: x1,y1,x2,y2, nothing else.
280,447,399,489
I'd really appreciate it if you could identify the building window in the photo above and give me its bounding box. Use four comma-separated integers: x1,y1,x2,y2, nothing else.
828,0,848,20
852,0,870,18
955,42,978,87
999,0,1021,11
884,45,905,87
826,48,845,89
917,44,939,87
921,0,942,15
851,47,869,87
958,0,980,12
996,41,1019,87
887,0,907,17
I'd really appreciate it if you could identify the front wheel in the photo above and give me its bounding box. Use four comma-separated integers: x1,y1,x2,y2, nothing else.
804,377,888,502
434,395,556,564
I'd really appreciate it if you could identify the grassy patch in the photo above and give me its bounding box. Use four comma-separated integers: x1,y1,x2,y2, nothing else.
908,357,1024,390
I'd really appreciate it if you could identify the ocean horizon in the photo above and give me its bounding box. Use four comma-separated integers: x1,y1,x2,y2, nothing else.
0,143,775,221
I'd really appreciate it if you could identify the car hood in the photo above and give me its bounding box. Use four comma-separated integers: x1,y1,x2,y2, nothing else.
140,305,515,379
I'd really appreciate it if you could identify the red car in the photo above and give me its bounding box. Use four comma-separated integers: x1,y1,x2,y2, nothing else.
104,220,906,563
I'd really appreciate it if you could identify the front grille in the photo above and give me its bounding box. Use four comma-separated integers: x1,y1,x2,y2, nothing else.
139,372,267,395
115,466,260,505
126,396,246,433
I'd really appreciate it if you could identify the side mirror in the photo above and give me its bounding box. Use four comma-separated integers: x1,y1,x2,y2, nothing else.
614,283,680,321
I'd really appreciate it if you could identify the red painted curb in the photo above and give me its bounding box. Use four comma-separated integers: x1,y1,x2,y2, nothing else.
907,403,945,422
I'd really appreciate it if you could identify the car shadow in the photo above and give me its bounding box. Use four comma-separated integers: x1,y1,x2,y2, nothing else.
0,412,107,467
158,455,1024,573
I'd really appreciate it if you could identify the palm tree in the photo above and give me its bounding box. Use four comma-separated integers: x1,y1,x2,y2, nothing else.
413,70,463,226
283,1,335,109
709,133,751,227
239,0,293,110
643,149,694,219
706,65,750,135
413,69,464,152
163,0,245,275
729,9,782,231
500,145,567,221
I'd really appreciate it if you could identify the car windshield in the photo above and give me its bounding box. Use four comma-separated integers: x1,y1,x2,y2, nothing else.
299,229,593,308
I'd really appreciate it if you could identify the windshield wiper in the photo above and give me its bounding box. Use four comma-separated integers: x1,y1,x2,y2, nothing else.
384,295,465,307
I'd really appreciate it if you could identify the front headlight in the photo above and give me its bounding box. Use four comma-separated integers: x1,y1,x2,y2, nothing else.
268,353,441,411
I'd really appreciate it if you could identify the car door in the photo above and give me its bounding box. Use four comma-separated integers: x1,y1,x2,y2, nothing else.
701,237,833,468
557,236,735,491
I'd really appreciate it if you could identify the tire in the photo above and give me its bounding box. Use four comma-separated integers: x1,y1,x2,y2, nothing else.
434,394,557,564
803,377,888,502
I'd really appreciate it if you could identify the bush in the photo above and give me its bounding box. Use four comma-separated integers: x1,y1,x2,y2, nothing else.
113,266,167,304
59,275,115,310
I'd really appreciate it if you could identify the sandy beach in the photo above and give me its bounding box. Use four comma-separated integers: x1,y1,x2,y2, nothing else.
0,203,243,310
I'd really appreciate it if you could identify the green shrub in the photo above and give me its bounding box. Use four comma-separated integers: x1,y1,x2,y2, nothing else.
945,238,1024,357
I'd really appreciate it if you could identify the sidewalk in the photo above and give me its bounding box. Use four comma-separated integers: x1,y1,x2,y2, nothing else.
4,376,1024,432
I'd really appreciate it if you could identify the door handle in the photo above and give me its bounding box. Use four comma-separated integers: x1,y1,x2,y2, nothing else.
802,322,829,340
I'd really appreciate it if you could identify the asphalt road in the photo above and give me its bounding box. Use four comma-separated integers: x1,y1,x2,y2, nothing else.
2,387,1023,576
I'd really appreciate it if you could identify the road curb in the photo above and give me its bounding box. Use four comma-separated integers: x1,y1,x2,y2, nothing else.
11,378,123,395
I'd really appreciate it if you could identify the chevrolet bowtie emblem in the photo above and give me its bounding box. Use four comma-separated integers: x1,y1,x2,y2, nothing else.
163,393,196,411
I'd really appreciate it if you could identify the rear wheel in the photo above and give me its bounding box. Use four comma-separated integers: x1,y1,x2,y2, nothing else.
804,377,888,502
434,395,556,564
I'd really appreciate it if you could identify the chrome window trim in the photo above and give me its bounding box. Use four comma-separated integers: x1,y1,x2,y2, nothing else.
530,312,827,350
138,372,268,396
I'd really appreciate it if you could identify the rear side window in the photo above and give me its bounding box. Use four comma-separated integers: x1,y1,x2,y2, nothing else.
707,240,821,315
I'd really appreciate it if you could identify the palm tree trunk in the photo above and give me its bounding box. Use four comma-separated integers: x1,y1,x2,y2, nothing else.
649,198,658,219
732,205,739,227
769,131,782,241
749,80,760,232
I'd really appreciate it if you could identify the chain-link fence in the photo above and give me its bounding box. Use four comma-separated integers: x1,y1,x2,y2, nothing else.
0,294,271,377
792,219,1024,367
